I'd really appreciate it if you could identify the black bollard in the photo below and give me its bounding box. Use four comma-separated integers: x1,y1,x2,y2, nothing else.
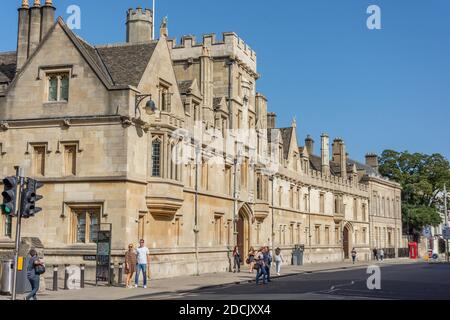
109,263,115,286
53,265,58,291
118,263,123,286
80,264,85,289
64,264,69,290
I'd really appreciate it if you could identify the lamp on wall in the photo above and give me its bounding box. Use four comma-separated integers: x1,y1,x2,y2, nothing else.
135,94,156,118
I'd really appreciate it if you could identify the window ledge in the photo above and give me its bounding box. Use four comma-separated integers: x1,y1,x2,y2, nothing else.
44,101,68,106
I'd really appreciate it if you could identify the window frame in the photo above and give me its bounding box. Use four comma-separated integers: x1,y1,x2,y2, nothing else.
70,207,101,244
151,137,162,178
45,70,71,103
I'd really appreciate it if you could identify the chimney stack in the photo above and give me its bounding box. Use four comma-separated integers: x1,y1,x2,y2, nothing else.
16,0,30,70
16,0,56,71
41,0,55,40
321,133,330,175
332,138,347,180
126,7,153,43
365,153,379,172
28,0,42,55
305,135,314,155
267,112,277,129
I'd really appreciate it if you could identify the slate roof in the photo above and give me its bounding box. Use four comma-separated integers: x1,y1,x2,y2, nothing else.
0,52,17,83
96,42,158,87
279,128,293,159
178,80,194,94
347,158,379,176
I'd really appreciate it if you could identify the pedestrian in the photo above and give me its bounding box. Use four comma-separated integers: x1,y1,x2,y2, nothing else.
380,249,385,261
124,243,137,288
274,247,284,276
247,247,256,273
255,248,268,285
232,246,241,273
134,239,150,288
263,246,272,282
373,248,378,261
25,249,45,300
351,248,357,264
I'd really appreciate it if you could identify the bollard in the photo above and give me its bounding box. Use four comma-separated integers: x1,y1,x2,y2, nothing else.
109,263,115,286
64,264,69,290
53,265,58,291
118,263,123,286
80,264,85,289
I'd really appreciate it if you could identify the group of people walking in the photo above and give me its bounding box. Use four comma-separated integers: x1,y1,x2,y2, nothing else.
232,246,285,285
373,248,385,261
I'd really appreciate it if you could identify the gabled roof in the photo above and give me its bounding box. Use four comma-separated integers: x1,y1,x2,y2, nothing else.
279,127,293,159
0,52,17,83
0,18,159,92
96,42,158,87
178,79,202,98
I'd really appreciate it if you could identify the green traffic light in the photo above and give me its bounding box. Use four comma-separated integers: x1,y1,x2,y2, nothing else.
1,204,11,215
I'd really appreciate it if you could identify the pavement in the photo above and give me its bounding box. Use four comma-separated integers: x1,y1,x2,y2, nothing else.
0,258,421,300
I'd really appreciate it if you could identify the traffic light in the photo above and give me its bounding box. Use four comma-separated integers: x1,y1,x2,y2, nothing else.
21,178,43,219
1,176,18,216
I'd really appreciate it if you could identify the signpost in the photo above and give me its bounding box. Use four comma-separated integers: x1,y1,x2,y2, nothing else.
95,223,112,286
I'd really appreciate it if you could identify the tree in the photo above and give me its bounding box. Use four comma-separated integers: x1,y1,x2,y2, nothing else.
379,150,450,240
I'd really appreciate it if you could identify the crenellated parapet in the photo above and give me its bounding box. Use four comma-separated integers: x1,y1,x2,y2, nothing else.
168,32,258,78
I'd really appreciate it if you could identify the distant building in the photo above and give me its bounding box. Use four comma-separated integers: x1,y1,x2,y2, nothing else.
0,1,403,279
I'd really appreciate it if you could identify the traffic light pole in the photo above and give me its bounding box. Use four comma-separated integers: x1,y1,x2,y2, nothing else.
11,167,23,301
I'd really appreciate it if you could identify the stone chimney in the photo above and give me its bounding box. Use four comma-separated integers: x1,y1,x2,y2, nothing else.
365,153,379,172
305,135,314,155
126,7,153,43
332,138,347,180
267,112,277,129
16,0,55,71
28,0,42,56
16,0,30,70
321,133,330,175
41,0,55,40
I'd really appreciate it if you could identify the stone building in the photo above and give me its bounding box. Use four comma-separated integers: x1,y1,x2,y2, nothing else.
0,1,403,280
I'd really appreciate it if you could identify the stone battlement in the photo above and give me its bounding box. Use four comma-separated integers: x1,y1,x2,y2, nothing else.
168,32,257,75
127,7,153,22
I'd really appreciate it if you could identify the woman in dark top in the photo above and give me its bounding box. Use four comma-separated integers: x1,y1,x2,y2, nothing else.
247,247,256,273
26,249,43,300
232,246,241,273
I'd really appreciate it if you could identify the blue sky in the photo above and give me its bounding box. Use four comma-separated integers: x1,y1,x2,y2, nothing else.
1,0,449,162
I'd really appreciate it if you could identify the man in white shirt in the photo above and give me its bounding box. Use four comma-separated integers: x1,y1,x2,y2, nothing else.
134,239,150,288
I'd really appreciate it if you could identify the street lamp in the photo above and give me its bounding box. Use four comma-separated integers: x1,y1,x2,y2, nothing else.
135,94,156,118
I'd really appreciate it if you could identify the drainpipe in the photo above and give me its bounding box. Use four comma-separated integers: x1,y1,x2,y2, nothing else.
194,144,200,276
308,186,312,263
233,156,238,248
226,59,234,129
270,176,275,250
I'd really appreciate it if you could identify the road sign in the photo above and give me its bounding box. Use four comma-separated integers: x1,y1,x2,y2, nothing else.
443,227,450,240
423,226,432,239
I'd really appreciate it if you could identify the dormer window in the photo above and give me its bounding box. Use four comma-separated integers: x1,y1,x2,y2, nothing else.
159,82,172,112
47,72,69,102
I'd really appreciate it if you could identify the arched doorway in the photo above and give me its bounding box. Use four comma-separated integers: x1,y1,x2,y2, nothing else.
343,223,353,260
237,204,252,261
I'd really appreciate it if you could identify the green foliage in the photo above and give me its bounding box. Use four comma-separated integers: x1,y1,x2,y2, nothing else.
379,150,450,235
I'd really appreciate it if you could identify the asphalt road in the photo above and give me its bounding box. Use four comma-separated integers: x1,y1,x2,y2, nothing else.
147,263,450,300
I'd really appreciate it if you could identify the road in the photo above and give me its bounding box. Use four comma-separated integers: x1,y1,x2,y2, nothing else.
142,262,450,300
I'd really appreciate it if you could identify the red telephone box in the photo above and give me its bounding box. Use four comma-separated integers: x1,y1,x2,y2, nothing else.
409,242,418,259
